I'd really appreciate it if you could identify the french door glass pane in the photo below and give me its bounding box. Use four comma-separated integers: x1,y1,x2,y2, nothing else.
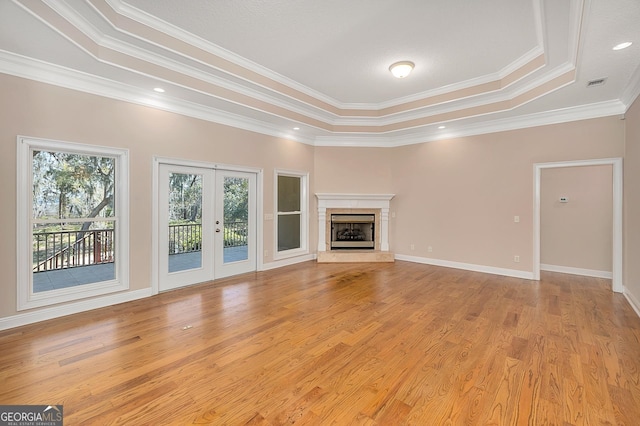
168,172,203,272
223,177,249,263
278,214,301,251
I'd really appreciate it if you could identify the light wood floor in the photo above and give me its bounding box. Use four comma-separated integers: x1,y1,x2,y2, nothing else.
1,261,639,425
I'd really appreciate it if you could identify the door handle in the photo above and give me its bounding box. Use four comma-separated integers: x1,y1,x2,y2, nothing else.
216,228,221,233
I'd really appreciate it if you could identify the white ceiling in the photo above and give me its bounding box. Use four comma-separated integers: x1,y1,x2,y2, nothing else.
1,0,639,146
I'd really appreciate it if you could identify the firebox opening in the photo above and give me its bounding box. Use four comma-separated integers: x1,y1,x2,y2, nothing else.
330,214,375,250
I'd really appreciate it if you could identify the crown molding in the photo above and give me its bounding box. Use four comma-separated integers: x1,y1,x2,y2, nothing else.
43,0,108,45
0,50,316,145
315,100,625,147
16,0,589,132
35,0,341,125
104,0,343,108
569,0,588,65
333,62,576,127
97,33,339,123
621,63,640,110
103,0,556,113
391,100,625,146
342,46,545,111
0,49,626,149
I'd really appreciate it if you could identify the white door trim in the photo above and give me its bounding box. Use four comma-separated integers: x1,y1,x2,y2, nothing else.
152,156,263,295
533,158,623,292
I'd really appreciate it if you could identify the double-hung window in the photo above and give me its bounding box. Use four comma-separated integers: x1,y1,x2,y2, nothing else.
275,170,308,258
17,137,129,310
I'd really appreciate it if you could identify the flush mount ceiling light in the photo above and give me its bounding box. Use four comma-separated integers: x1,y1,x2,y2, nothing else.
389,61,414,78
613,42,632,50
153,87,165,93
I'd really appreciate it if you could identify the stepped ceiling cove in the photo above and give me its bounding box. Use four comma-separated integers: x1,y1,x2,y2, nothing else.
1,0,639,146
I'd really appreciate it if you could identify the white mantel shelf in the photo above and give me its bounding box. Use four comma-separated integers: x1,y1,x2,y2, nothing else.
316,193,395,203
316,194,395,259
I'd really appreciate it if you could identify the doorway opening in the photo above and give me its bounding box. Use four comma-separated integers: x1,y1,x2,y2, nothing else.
533,158,622,292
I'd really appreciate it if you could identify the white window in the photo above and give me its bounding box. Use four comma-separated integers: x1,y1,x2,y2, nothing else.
17,137,129,310
275,170,308,259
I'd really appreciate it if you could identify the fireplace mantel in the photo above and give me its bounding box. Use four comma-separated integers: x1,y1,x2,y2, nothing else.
316,193,394,257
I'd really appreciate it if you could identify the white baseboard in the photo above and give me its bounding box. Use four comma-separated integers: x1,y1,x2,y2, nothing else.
0,288,153,331
540,264,612,279
260,253,317,271
395,254,535,280
624,287,640,319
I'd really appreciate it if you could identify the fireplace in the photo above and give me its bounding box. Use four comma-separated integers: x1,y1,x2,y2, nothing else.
316,193,395,262
331,214,375,249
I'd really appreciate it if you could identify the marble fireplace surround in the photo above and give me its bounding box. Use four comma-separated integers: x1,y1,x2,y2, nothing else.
316,193,395,262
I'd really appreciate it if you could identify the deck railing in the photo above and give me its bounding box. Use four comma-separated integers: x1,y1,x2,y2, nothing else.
169,223,202,254
169,221,247,253
34,221,248,272
223,220,248,248
33,229,114,272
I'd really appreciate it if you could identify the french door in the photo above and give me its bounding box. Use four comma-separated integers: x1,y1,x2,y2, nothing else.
158,164,256,291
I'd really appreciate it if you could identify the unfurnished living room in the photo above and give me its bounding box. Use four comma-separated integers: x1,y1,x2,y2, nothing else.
1,0,640,424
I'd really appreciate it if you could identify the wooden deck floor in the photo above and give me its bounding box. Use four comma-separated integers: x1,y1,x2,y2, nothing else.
1,261,639,425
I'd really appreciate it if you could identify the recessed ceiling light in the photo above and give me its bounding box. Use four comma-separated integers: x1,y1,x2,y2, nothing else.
438,125,446,129
153,87,165,93
389,61,415,78
613,42,632,50
293,127,300,130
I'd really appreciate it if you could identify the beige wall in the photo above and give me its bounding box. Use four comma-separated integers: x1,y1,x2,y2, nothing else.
313,147,394,194
390,122,624,271
0,72,635,324
540,165,612,272
624,96,640,304
0,74,316,319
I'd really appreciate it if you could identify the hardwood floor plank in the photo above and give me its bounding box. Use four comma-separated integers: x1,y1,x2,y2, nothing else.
1,262,639,424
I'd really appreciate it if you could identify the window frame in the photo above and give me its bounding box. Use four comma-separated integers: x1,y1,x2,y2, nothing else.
274,169,308,260
17,136,129,311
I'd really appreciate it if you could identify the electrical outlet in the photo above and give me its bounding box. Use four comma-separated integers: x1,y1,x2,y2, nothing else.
514,255,520,263
514,216,520,223
410,244,415,250
264,250,268,257
428,246,433,252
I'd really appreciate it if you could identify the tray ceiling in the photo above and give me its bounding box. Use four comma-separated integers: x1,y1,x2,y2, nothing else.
1,0,639,146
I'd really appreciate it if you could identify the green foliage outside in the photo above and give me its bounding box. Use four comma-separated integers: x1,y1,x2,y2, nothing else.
168,175,249,252
32,151,115,269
